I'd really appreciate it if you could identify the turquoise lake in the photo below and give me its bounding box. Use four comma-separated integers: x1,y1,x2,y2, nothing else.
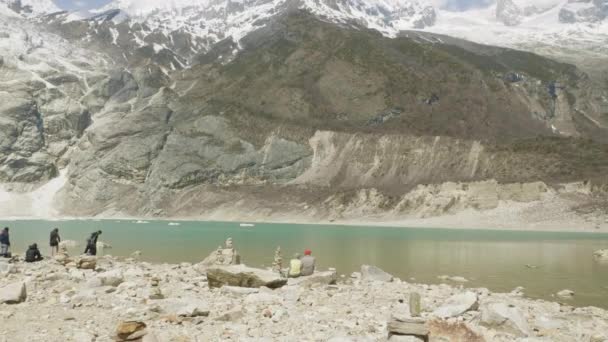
3,220,608,308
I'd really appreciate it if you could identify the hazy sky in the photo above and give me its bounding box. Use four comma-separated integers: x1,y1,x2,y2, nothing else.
54,0,493,11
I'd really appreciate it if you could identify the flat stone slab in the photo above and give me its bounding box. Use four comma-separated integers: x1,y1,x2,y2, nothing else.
207,264,287,289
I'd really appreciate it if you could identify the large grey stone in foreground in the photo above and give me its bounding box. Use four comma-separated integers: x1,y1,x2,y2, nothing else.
432,291,478,318
207,265,287,289
480,302,530,337
361,265,394,282
0,282,27,304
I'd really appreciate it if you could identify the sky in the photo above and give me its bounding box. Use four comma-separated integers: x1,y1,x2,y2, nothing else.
54,0,493,11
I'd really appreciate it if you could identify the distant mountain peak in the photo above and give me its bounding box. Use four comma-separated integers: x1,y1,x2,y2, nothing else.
1,0,61,16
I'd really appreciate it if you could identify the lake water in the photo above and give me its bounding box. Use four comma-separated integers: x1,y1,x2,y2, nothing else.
3,220,608,308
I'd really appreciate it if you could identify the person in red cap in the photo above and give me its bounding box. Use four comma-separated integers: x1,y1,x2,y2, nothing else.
300,249,316,276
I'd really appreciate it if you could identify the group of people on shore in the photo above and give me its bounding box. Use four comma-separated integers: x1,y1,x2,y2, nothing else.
0,226,103,262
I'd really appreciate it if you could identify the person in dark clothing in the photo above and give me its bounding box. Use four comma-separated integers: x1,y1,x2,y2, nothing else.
50,228,61,257
0,227,10,258
84,230,102,256
25,243,43,263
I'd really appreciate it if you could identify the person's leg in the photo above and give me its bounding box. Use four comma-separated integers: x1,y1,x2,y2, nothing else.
0,244,5,257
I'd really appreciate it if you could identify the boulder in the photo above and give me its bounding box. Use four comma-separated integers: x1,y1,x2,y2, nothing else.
207,264,287,289
388,317,429,339
89,269,124,287
361,265,394,282
556,289,575,299
197,239,241,271
287,270,338,287
593,249,608,261
76,256,97,270
480,302,530,337
116,321,147,341
432,291,478,318
0,282,26,304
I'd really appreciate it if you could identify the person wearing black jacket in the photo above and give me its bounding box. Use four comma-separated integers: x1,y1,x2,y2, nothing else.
50,228,61,257
84,230,102,256
0,227,10,258
25,243,43,263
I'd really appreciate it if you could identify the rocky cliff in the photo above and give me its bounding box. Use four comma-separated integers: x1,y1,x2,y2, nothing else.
1,7,607,227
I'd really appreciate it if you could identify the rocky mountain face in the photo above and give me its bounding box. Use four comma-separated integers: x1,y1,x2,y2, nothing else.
0,2,607,224
559,0,608,23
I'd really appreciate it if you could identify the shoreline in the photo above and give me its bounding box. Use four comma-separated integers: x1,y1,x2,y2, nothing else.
1,256,607,341
2,212,608,234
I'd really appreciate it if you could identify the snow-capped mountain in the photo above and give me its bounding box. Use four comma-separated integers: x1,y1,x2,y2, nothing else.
0,0,60,16
1,0,606,70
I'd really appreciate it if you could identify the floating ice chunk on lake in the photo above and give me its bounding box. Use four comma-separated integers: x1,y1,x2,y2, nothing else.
168,222,181,226
135,220,149,224
240,223,255,228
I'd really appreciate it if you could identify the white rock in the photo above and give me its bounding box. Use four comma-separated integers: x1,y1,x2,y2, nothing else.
361,265,394,282
245,293,283,305
480,302,530,337
593,249,608,260
59,289,77,304
92,269,124,287
0,260,16,275
388,336,424,342
158,298,210,317
432,291,478,318
0,282,27,304
556,289,575,299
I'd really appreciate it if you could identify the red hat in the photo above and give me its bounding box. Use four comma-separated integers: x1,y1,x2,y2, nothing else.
304,249,312,256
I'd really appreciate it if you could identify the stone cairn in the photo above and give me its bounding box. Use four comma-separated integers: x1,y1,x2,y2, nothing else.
272,246,282,274
148,276,164,300
200,237,241,269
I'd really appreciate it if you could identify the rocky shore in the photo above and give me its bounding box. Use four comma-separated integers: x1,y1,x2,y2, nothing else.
1,245,608,342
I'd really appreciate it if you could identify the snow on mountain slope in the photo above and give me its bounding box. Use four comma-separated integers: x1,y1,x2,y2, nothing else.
425,1,608,68
0,0,61,16
1,0,606,71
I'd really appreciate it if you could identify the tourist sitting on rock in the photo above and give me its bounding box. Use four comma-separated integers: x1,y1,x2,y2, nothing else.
84,230,102,256
50,228,61,257
288,253,302,278
0,227,10,258
300,249,316,276
25,243,43,263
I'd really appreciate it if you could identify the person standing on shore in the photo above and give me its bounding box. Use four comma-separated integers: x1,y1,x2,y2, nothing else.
0,227,10,258
50,228,61,257
300,249,316,276
84,230,102,256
